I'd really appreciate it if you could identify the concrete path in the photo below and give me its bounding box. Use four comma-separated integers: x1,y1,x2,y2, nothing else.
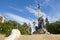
16,34,60,40
0,34,60,40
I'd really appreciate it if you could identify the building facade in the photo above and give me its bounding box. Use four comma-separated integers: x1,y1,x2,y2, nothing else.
0,15,6,23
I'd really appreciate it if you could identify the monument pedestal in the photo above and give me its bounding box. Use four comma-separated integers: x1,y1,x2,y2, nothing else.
33,27,50,34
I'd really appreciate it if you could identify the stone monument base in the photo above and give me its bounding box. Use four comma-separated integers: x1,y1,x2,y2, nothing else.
33,28,50,34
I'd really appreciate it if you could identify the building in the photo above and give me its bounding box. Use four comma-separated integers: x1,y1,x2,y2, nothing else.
0,15,6,23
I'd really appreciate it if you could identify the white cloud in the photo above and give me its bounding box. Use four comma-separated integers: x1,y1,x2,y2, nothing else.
9,6,23,12
44,0,60,22
26,6,52,22
6,13,33,25
26,6,49,18
26,3,60,23
26,7,38,17
40,0,51,7
6,13,37,33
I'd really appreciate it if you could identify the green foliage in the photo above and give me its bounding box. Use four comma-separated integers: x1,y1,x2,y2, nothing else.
47,20,60,34
19,26,28,35
0,20,31,36
21,22,31,35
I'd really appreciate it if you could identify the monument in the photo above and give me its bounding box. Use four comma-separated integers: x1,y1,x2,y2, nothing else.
33,3,50,34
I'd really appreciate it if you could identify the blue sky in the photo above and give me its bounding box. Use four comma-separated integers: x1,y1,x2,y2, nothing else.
0,0,60,33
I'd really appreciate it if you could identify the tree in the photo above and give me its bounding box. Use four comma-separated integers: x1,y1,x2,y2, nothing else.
46,20,60,34
22,22,28,28
0,20,30,36
27,23,31,35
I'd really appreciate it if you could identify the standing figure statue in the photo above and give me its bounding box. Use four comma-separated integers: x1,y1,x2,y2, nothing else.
38,16,45,34
38,16,44,29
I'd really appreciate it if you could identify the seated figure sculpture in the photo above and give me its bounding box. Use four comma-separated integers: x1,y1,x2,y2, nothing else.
5,24,21,40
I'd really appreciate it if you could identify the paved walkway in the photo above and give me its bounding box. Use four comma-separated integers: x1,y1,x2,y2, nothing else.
0,34,60,40
16,34,60,40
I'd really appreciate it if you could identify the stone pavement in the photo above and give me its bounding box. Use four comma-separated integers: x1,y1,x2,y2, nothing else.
0,34,60,40
15,34,60,40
